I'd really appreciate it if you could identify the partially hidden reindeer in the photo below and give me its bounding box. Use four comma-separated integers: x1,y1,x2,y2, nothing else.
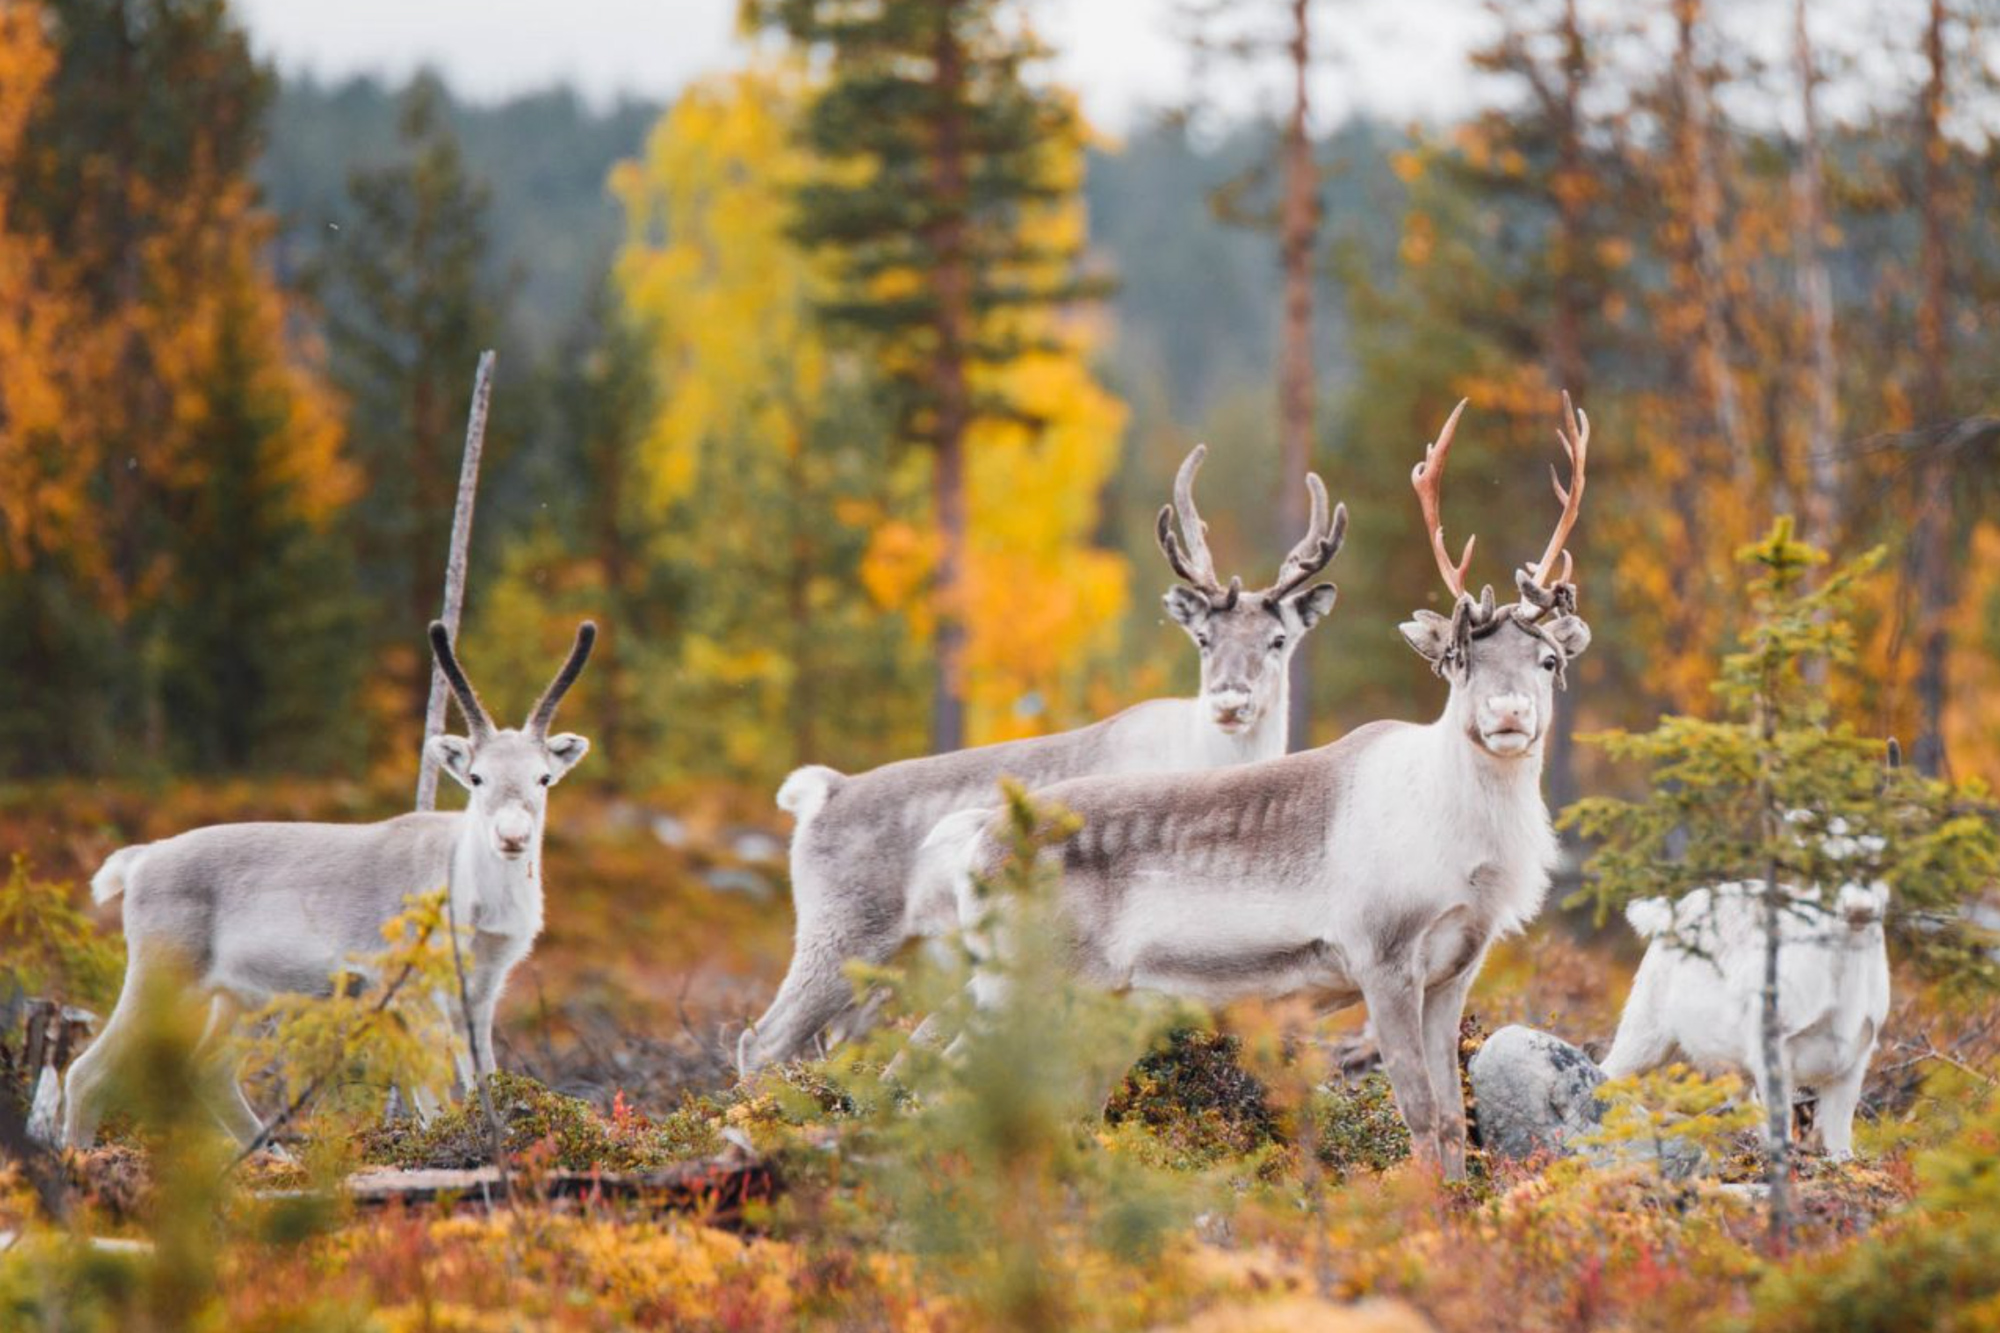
931,397,1594,1179
61,621,596,1150
1601,748,1900,1160
737,446,1348,1074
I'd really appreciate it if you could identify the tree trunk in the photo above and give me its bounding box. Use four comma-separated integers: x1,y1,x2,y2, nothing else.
1543,0,1589,814
1755,673,1793,1250
928,5,973,754
1674,0,1748,489
1791,0,1840,553
1912,0,1954,778
415,351,494,812
1278,0,1320,753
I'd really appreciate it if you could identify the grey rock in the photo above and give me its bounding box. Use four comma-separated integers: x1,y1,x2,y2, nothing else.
699,866,774,901
1470,1024,1706,1180
1471,1025,1607,1160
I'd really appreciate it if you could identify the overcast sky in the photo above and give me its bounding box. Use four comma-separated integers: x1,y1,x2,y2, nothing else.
231,0,1505,131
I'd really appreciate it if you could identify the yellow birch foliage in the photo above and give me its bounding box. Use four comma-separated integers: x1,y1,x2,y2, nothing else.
923,106,1131,744
612,63,828,517
611,63,928,779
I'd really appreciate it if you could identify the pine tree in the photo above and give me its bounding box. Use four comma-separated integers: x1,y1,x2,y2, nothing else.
1568,519,2000,1243
315,76,506,726
755,0,1107,752
0,0,357,775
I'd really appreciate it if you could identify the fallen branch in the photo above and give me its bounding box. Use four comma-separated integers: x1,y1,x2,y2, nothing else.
259,1147,782,1229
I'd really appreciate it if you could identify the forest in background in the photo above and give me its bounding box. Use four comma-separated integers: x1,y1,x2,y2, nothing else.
3,0,1998,796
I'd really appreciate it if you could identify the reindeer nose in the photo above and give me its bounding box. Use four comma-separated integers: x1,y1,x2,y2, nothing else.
1486,694,1534,732
1211,689,1254,725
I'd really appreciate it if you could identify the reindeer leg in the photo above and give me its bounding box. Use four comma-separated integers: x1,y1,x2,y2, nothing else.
1360,967,1441,1176
1813,1056,1869,1161
193,993,268,1151
1421,961,1483,1181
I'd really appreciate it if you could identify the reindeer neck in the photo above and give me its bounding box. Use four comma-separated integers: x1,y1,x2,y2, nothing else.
450,814,546,940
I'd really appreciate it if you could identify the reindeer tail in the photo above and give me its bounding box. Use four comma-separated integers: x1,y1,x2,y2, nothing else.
776,765,846,826
91,845,148,905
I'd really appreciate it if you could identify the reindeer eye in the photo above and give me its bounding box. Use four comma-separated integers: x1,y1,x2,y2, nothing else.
1270,636,1287,652
1541,656,1560,671
1195,635,1211,650
538,774,551,787
470,774,485,787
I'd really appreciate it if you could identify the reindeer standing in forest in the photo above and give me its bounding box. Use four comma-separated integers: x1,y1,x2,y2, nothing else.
61,622,595,1149
737,446,1348,1074
929,397,1593,1179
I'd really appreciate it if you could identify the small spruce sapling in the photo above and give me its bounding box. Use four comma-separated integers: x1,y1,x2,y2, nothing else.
1564,518,2000,1244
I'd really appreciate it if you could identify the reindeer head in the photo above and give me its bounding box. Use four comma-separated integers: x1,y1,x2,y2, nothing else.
1399,397,1592,759
1156,444,1348,736
425,621,597,860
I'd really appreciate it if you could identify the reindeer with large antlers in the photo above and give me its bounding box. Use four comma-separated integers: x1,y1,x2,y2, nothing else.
737,447,1348,1074
928,396,1593,1179
61,621,596,1149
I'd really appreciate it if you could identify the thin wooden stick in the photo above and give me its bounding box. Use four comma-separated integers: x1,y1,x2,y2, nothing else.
416,351,497,812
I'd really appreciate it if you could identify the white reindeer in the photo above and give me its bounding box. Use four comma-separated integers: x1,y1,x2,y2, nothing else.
1601,815,1892,1160
736,446,1348,1074
930,398,1594,1180
61,621,596,1149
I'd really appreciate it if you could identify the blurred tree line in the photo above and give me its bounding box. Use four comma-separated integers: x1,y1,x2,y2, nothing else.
2,0,1998,794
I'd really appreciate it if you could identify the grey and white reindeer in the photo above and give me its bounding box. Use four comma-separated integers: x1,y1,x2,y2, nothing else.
930,397,1594,1180
736,445,1348,1074
61,621,596,1150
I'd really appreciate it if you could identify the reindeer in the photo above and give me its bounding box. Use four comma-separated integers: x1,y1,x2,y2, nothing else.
930,397,1593,1179
1601,748,1900,1161
736,446,1348,1074
61,621,596,1150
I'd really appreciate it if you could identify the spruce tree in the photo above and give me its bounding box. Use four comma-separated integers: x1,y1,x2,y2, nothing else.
315,77,506,724
756,0,1103,751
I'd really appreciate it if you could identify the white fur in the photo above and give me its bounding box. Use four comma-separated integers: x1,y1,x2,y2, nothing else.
1603,876,1890,1159
930,611,1578,1182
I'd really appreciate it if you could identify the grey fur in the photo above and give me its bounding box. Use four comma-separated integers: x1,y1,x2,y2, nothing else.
939,597,1591,1182
61,624,595,1150
738,446,1348,1074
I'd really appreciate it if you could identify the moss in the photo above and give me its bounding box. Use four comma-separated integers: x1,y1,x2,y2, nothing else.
1104,1030,1278,1169
361,1072,725,1172
1310,1073,1411,1180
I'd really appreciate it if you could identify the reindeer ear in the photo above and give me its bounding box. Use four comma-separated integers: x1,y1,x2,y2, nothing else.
426,735,475,789
544,733,590,782
1163,586,1211,629
1398,609,1455,663
1543,615,1592,660
1286,583,1337,630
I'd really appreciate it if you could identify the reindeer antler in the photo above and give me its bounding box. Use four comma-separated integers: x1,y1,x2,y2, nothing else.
429,621,493,741
1411,399,1476,599
1157,444,1227,597
1266,472,1349,600
526,621,598,738
1530,391,1588,588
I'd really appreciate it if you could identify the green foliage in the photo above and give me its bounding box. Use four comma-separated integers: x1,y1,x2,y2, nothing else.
0,853,122,1012
840,780,1199,1331
1104,1029,1277,1170
364,1071,720,1172
1310,1073,1414,1181
1590,1065,1760,1171
1746,1093,2000,1332
1565,519,2000,985
0,967,234,1332
313,75,509,725
754,0,1099,445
